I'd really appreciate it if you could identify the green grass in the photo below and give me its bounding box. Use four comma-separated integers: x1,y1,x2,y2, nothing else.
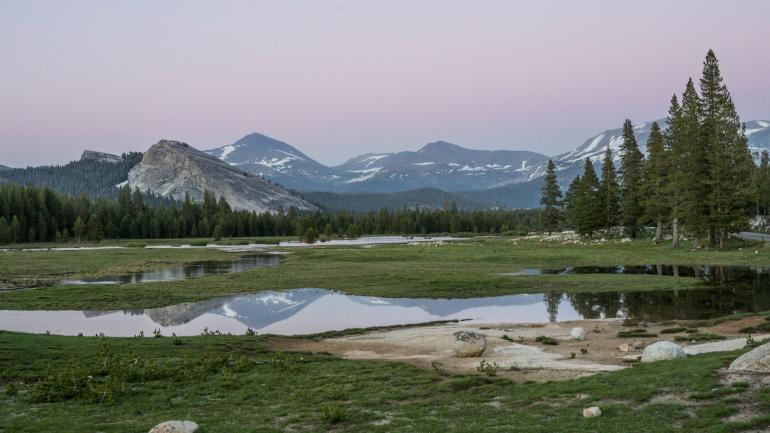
2,237,765,310
617,329,658,338
0,331,766,432
674,333,727,342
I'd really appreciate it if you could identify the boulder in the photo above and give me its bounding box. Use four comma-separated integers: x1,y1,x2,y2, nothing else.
570,327,587,341
617,343,632,352
632,340,646,350
148,421,199,433
728,343,770,373
641,341,685,363
452,331,487,357
582,406,602,417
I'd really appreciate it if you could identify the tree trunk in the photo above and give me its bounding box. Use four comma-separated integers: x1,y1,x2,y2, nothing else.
672,217,680,248
719,228,726,249
654,218,663,244
693,235,701,249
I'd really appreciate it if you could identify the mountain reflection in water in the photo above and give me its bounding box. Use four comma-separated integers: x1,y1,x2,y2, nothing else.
1,265,769,336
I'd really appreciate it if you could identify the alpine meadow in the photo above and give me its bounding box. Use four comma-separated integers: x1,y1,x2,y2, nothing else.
2,2,770,433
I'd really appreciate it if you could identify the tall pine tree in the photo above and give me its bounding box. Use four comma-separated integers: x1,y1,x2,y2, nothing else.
597,146,620,235
575,158,602,237
641,122,669,243
539,159,562,234
700,50,754,247
618,119,644,238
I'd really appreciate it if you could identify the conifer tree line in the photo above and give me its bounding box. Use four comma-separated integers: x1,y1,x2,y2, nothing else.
0,182,541,244
541,50,759,247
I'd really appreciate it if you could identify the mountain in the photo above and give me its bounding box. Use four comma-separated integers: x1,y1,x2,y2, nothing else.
333,140,549,192
300,188,484,212
0,164,9,171
80,150,123,164
745,120,770,154
0,153,143,198
204,133,338,191
129,140,316,213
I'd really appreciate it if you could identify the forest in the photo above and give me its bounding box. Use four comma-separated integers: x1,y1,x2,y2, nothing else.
541,51,766,248
0,182,541,243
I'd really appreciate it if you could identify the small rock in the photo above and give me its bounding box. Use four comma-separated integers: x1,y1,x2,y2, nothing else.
641,341,686,363
148,421,199,433
620,237,632,243
622,354,642,362
728,342,770,373
570,327,587,341
617,343,632,352
583,406,602,417
632,340,646,350
452,331,487,357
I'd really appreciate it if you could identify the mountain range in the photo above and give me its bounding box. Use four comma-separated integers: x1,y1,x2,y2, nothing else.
204,119,770,208
4,119,769,211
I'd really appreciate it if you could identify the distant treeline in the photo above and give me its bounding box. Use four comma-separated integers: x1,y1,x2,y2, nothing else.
0,182,541,243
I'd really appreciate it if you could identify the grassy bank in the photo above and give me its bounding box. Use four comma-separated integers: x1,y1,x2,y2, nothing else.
0,331,767,432
1,237,767,310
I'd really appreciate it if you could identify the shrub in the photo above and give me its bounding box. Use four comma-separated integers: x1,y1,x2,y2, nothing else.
535,336,558,345
476,359,499,376
617,329,657,338
674,333,726,342
321,404,347,424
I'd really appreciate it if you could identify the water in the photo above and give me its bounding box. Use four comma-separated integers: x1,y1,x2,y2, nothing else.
501,264,770,280
1,274,768,336
11,254,280,289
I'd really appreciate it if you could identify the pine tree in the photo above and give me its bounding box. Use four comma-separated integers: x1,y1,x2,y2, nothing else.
539,159,562,234
575,158,602,237
758,151,770,215
597,146,620,235
618,119,644,238
641,122,669,243
664,95,685,248
700,50,754,247
679,79,709,247
563,175,581,228
73,216,86,242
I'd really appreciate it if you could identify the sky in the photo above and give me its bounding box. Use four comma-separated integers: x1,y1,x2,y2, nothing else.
1,1,770,168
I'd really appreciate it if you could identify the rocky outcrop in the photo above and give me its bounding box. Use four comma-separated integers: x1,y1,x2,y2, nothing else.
641,341,685,363
728,343,770,373
80,150,123,163
452,330,487,357
148,420,198,433
129,140,316,213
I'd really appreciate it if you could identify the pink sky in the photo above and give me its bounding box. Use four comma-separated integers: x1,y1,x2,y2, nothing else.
1,0,769,167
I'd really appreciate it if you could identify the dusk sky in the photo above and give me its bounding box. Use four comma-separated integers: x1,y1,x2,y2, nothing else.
2,0,769,167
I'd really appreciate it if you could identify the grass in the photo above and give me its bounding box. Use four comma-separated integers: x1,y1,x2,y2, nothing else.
2,236,766,310
535,336,559,345
617,329,658,338
0,331,767,432
674,333,727,342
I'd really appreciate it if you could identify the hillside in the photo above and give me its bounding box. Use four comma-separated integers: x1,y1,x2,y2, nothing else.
0,152,142,198
300,188,484,212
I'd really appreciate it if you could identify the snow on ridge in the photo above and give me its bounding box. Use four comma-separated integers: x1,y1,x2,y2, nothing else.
414,162,436,166
746,128,765,136
515,160,530,172
219,145,236,160
582,133,606,154
115,180,128,188
275,149,304,160
757,121,769,128
344,167,382,183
